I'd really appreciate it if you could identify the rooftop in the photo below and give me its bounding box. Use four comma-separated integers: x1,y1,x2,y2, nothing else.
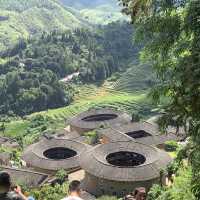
80,141,172,182
98,122,179,146
22,138,90,172
69,108,131,130
0,166,48,187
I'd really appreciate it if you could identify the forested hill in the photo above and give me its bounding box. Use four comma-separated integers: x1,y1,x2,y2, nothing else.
0,0,85,51
0,22,138,116
0,0,126,51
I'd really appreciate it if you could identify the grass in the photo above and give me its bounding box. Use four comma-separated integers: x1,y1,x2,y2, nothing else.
3,120,30,138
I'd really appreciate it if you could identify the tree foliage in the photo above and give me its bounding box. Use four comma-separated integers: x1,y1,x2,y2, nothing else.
0,22,138,116
30,183,68,200
119,0,200,198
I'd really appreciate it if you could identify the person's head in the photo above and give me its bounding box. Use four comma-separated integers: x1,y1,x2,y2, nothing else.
134,187,146,200
0,171,11,193
68,180,81,196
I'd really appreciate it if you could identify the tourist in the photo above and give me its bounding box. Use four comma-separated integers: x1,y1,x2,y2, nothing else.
134,187,146,200
0,171,28,200
61,180,83,200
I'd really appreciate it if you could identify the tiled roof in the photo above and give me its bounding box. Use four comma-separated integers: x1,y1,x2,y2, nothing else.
22,138,90,172
69,108,131,130
0,166,48,187
98,122,179,146
80,141,172,182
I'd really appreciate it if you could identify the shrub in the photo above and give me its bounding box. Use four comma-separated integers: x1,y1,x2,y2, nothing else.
164,141,179,152
85,131,99,145
166,161,179,177
147,184,165,200
56,169,68,184
30,183,68,200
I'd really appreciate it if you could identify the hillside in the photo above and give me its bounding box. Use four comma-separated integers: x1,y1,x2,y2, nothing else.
113,62,157,92
60,0,127,25
2,83,153,146
0,0,127,51
0,22,139,116
80,4,126,25
0,0,84,51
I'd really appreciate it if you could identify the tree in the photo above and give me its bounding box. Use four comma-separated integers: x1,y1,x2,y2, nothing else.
119,0,200,198
56,169,68,185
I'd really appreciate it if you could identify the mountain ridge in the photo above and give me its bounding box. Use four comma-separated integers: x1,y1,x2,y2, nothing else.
0,0,85,51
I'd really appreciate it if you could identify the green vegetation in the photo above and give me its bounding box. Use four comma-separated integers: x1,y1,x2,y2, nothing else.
148,167,195,200
113,62,156,92
0,0,127,52
56,169,68,184
0,0,85,51
0,22,138,116
80,5,126,25
164,141,179,152
1,82,153,146
84,130,98,145
30,183,69,200
119,0,200,198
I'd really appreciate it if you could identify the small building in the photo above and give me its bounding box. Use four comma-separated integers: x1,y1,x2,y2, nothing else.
0,166,48,188
98,122,179,148
69,108,131,134
22,137,90,174
80,141,172,197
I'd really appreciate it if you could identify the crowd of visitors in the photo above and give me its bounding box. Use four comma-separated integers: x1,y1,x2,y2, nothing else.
0,171,28,200
0,171,146,200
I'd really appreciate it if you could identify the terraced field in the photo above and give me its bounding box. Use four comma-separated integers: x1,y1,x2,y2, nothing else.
114,63,156,92
30,83,149,120
2,82,154,144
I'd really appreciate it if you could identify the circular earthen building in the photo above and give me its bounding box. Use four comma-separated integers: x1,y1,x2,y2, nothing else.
69,108,131,134
80,141,172,197
22,138,89,174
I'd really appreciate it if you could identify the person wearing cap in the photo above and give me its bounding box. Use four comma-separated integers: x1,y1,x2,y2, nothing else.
0,171,28,200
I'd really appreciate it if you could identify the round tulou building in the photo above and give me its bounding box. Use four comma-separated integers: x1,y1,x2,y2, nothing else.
22,137,89,174
69,108,131,134
80,141,172,197
97,122,179,148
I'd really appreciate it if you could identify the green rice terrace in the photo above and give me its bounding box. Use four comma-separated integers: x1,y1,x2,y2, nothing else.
1,81,155,146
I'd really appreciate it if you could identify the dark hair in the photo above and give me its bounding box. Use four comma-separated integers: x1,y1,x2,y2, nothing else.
134,187,146,196
0,171,11,189
134,188,139,196
69,180,81,193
